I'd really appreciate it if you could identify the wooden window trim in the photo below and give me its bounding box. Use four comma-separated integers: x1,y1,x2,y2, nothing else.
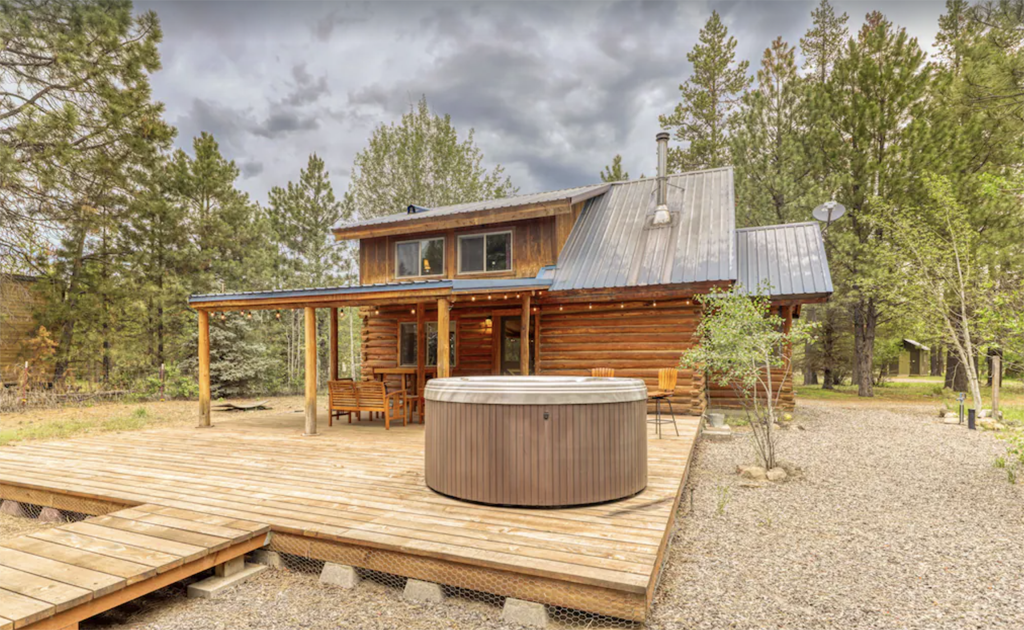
395,237,446,279
456,229,514,275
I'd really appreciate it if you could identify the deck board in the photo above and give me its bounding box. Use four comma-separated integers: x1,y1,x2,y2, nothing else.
0,414,700,620
0,505,269,629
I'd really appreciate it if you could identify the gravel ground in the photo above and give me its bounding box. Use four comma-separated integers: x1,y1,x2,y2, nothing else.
2,400,1021,629
651,400,1024,630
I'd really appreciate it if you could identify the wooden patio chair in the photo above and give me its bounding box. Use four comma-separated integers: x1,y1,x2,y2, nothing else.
591,367,615,377
328,379,357,427
647,368,679,438
355,380,408,430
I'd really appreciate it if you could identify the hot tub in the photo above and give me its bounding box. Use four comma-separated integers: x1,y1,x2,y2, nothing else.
424,376,648,507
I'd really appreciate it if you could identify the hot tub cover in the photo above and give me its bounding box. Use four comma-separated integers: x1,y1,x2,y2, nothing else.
425,375,647,405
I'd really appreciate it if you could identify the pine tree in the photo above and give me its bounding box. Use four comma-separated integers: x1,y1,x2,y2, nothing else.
600,155,630,182
344,96,516,220
813,12,938,397
731,37,810,228
800,0,850,83
659,11,750,172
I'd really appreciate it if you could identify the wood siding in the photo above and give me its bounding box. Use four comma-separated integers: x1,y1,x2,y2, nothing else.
425,399,647,507
0,275,46,385
359,214,576,285
536,300,706,416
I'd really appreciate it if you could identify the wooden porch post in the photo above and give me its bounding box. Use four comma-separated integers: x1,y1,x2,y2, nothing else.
416,301,426,423
329,307,339,382
437,298,451,379
304,306,318,436
198,310,211,428
520,293,531,375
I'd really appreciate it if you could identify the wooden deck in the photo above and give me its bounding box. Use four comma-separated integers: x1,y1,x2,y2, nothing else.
0,504,269,630
0,412,701,621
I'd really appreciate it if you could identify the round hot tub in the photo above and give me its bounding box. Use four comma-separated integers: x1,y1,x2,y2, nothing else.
424,376,648,507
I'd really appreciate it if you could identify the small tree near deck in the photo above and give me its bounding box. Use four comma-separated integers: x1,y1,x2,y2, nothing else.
681,288,811,470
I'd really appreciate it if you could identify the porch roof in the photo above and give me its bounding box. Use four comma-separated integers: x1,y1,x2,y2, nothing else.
187,276,554,310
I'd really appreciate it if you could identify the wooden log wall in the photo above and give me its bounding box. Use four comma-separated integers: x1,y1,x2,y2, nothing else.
536,299,705,416
707,366,795,412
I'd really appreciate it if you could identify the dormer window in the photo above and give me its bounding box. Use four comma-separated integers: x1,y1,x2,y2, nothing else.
396,237,444,278
458,231,512,274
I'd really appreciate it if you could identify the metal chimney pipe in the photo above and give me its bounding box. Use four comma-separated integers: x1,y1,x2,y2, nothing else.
656,132,669,207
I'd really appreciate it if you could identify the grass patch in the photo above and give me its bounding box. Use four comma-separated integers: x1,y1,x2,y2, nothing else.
0,405,165,446
796,377,1024,414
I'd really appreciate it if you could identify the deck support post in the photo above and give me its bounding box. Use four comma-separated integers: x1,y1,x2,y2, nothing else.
304,306,318,436
198,309,211,428
437,298,450,379
520,294,531,375
416,301,426,422
329,307,339,382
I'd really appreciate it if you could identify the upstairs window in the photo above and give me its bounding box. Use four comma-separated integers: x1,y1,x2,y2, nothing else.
396,237,444,278
458,231,512,274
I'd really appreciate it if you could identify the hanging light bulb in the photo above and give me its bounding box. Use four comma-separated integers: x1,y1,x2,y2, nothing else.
275,311,281,319
620,303,625,309
558,305,563,311
652,301,657,307
220,313,226,321
588,304,593,310
411,308,416,315
471,296,476,302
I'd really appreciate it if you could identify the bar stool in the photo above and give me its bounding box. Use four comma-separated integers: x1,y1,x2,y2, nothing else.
648,368,679,438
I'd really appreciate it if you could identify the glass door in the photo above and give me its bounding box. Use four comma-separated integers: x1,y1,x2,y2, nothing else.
499,316,533,375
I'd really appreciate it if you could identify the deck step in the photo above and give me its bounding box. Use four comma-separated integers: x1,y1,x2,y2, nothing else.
0,505,270,630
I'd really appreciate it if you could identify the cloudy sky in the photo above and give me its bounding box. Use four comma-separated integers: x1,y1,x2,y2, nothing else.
138,0,946,208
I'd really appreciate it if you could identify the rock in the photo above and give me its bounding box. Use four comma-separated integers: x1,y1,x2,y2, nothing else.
943,411,959,420
979,419,997,431
738,466,768,481
979,409,992,419
249,549,283,569
943,417,960,425
994,423,1008,431
0,501,26,518
703,425,733,441
766,468,788,482
777,460,804,478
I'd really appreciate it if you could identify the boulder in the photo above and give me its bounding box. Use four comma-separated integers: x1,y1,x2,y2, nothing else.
766,468,788,482
738,466,768,481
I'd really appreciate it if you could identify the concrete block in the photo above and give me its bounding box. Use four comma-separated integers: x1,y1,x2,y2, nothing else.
0,500,26,518
403,579,445,603
703,425,733,441
319,562,360,589
502,598,549,628
187,562,267,599
249,549,283,569
37,507,64,523
215,555,245,578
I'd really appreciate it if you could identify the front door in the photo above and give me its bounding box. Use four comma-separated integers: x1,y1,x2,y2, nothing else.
499,316,533,375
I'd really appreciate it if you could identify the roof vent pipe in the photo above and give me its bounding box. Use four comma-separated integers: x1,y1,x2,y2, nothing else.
653,132,671,225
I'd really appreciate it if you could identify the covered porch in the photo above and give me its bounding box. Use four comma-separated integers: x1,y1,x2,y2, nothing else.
188,278,553,433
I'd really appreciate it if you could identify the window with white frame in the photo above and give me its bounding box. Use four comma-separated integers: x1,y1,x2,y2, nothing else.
398,322,456,367
396,237,445,278
458,231,512,274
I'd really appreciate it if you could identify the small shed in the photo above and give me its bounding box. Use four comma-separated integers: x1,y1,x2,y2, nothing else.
886,339,930,377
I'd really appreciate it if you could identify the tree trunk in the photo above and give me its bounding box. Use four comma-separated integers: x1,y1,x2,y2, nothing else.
852,298,877,397
930,346,943,377
945,350,968,392
52,225,88,384
819,311,837,390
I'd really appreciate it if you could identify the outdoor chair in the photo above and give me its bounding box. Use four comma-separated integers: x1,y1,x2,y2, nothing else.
355,380,408,430
327,379,356,426
591,367,615,377
647,368,680,438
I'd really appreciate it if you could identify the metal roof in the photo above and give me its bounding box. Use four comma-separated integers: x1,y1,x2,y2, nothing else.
903,339,930,351
333,183,610,232
188,277,553,305
550,168,736,291
735,222,833,297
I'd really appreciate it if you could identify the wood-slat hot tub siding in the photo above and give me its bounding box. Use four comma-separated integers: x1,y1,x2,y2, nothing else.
426,400,647,507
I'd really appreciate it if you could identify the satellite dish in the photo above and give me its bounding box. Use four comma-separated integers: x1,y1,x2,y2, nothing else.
812,201,846,223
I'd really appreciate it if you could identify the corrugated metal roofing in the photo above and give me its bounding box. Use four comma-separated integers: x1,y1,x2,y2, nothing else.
550,168,736,291
735,222,833,297
333,183,610,232
188,277,553,304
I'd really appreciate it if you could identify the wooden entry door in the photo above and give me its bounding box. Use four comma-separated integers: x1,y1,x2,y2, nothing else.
499,316,533,375
910,349,921,376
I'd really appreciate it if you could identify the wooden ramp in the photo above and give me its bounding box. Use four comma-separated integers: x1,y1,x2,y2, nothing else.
0,505,270,630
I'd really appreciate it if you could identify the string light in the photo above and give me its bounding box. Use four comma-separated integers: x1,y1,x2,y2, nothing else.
275,311,281,319
471,296,476,302
588,304,593,310
503,295,508,299
220,313,226,321
558,305,563,311
246,311,252,319
620,303,625,309
652,301,657,307
411,308,416,315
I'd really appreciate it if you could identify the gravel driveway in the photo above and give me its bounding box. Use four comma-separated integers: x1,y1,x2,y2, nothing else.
3,401,1021,629
651,400,1024,630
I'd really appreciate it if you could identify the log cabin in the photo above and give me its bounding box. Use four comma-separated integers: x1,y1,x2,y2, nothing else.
188,134,832,431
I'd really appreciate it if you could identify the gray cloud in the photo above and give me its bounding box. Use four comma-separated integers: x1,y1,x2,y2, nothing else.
144,0,947,203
